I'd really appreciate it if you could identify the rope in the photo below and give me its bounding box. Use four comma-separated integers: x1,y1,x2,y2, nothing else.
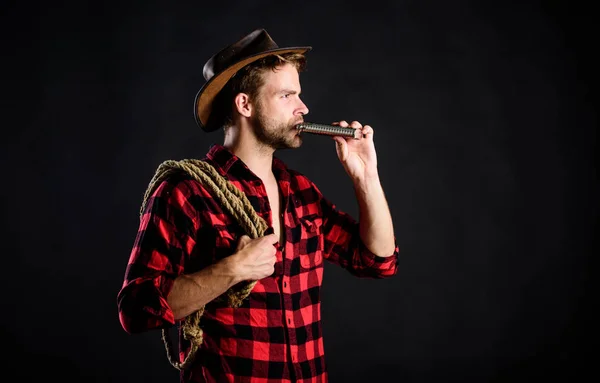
139,158,268,370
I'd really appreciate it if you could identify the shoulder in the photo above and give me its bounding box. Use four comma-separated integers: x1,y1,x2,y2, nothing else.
148,158,217,194
151,173,219,205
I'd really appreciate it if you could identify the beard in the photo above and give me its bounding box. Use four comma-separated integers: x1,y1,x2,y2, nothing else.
250,102,303,150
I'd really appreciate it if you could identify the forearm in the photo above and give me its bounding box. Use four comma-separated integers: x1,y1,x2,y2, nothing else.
354,173,396,257
167,257,240,320
167,233,278,319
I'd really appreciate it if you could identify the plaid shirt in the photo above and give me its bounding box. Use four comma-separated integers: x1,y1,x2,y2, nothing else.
117,144,399,382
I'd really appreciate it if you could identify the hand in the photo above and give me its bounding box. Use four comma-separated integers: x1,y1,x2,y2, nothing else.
230,234,278,281
331,120,378,181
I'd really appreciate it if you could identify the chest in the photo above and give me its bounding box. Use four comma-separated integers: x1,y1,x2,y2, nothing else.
265,181,284,243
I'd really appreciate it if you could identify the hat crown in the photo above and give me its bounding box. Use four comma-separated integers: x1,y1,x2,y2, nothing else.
202,29,279,81
194,28,310,132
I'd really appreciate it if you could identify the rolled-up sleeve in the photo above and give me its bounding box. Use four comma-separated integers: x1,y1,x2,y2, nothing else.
117,179,198,334
317,187,399,278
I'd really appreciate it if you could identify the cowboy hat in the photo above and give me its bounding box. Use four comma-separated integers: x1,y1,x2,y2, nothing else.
193,29,311,132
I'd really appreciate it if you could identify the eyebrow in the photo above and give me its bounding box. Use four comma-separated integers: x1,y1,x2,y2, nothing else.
277,89,300,95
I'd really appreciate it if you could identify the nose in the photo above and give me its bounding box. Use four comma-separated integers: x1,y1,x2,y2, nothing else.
296,98,309,116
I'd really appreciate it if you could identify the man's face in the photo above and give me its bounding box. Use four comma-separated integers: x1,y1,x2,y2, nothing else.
250,63,309,150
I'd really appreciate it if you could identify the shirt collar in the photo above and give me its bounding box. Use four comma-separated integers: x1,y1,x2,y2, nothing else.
205,144,291,182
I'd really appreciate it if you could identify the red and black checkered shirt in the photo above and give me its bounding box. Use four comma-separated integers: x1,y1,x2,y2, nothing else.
117,144,399,382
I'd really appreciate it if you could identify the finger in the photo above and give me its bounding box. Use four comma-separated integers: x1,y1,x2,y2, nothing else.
262,233,279,244
349,121,362,130
257,254,277,266
332,120,348,127
264,264,275,276
268,254,277,265
361,125,373,138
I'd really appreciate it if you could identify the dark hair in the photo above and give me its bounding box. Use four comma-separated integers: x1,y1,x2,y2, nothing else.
207,53,307,130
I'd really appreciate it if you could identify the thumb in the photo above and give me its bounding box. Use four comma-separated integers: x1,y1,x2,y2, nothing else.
236,234,252,250
333,136,347,161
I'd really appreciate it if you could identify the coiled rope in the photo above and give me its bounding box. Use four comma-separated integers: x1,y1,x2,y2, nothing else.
139,158,268,370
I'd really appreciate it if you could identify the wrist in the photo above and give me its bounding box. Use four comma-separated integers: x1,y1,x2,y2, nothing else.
218,255,244,286
352,172,381,194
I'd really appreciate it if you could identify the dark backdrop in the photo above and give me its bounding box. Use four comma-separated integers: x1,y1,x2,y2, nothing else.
3,0,597,382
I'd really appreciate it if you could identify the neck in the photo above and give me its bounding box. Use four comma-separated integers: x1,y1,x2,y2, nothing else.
223,124,276,182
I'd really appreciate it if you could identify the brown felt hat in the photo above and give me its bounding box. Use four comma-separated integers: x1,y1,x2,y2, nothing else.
193,29,311,132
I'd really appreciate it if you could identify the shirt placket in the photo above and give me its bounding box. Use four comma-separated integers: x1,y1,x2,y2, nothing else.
279,182,304,383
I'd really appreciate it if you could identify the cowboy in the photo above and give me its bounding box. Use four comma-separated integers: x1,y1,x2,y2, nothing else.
117,28,399,383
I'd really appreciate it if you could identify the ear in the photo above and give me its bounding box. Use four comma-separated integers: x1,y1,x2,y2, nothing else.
233,93,252,118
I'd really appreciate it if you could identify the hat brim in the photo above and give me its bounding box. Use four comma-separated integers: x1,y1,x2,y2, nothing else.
194,46,312,132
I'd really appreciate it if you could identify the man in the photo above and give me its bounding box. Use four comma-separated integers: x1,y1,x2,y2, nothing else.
117,28,399,383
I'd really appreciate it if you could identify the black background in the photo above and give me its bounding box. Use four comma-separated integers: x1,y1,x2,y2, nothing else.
3,0,597,382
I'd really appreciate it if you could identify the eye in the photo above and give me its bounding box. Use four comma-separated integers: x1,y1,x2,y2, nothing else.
282,93,290,99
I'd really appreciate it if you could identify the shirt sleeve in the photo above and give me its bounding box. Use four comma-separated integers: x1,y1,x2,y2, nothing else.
316,183,399,278
117,178,199,334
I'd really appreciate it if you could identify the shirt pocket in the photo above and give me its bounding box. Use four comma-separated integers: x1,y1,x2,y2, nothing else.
298,214,324,269
214,227,238,260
